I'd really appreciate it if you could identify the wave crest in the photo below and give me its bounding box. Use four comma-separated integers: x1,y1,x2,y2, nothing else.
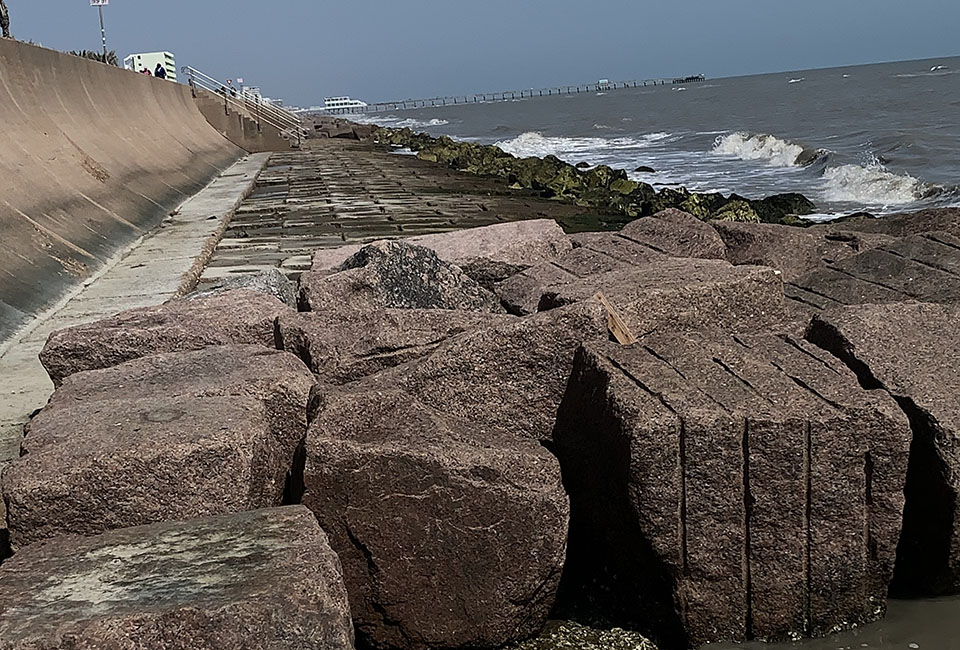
820,163,930,207
351,115,449,128
495,131,672,158
713,132,808,167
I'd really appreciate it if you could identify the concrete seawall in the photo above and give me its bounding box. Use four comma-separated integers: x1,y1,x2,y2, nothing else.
0,39,244,342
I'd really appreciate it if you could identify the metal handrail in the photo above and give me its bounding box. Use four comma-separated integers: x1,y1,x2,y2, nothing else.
181,66,305,146
182,65,302,130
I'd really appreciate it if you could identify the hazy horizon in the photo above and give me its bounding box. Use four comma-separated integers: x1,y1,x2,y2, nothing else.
5,0,959,106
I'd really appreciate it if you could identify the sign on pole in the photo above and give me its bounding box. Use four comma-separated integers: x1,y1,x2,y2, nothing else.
90,0,108,59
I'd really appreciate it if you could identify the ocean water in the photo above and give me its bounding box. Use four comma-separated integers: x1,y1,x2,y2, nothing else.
356,56,960,218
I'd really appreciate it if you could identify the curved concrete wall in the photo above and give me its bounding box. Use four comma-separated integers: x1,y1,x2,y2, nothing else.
0,40,243,341
193,87,293,153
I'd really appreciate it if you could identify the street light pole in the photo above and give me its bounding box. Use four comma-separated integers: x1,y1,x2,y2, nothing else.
98,5,107,60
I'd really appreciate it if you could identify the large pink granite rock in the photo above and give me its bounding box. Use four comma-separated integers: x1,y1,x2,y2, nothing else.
304,387,567,650
310,218,573,277
620,208,728,260
537,258,785,337
0,507,354,650
278,309,513,384
553,333,910,646
712,221,892,281
376,301,609,443
39,290,289,385
806,302,960,597
300,241,505,313
4,346,314,549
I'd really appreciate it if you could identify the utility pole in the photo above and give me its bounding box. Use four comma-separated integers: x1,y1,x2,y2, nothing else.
90,0,108,61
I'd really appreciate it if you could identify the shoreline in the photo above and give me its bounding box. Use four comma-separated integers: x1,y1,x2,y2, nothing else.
4,110,960,649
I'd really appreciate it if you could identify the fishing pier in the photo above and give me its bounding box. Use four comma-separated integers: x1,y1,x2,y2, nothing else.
320,75,706,115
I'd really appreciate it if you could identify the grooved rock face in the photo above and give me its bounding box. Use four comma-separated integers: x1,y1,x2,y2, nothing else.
620,209,728,260
786,231,960,310
712,221,894,281
497,244,659,316
538,259,784,337
496,233,781,336
278,309,513,385
3,346,314,549
39,290,290,386
303,387,568,650
820,207,960,239
299,241,505,313
552,334,910,647
0,507,354,650
806,302,960,596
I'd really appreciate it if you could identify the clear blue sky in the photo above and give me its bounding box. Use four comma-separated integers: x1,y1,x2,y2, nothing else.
7,0,958,106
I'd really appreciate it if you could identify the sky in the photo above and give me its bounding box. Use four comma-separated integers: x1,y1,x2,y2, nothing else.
6,0,959,107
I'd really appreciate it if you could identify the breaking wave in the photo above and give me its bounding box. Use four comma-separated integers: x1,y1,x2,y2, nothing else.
820,163,934,207
712,132,825,167
713,131,943,208
495,131,672,159
351,114,449,129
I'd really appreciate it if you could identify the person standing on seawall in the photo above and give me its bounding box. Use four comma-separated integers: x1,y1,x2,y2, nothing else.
1,0,11,40
154,63,167,80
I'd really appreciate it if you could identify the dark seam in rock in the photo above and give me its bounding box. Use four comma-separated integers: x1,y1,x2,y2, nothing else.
605,356,679,417
785,292,825,310
344,523,416,646
640,345,733,414
743,417,754,640
272,316,284,351
826,265,913,299
713,357,774,406
732,335,752,350
882,247,960,279
804,420,812,634
354,341,442,360
769,360,845,411
924,232,960,252
778,335,843,376
786,281,850,307
616,232,670,256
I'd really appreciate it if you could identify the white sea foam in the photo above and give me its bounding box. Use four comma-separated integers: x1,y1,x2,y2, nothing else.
820,163,926,207
351,114,450,129
494,131,672,159
713,132,805,167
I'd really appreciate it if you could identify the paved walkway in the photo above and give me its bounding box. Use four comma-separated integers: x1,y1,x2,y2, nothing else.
199,140,590,285
0,153,271,469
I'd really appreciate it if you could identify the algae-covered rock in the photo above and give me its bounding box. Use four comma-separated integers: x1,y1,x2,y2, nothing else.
544,166,586,198
507,621,657,650
712,199,761,223
373,125,819,229
610,179,639,195
679,192,727,220
753,192,818,224
586,165,627,189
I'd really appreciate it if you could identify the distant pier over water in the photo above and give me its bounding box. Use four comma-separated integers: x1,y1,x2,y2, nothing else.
316,74,706,115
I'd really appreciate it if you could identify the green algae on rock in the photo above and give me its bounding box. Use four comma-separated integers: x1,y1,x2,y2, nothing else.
374,126,818,226
506,620,658,650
